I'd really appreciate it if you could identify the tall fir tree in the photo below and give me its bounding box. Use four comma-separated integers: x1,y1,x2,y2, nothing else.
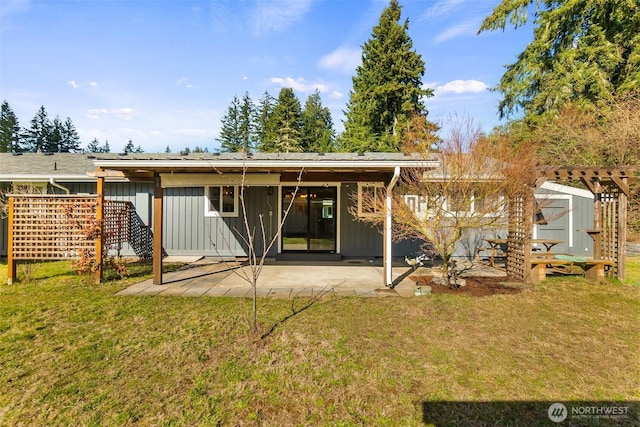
217,96,243,152
238,92,255,152
26,105,53,152
340,0,433,152
301,90,335,152
0,100,22,153
255,91,276,152
123,139,135,154
479,0,640,119
87,138,110,153
50,116,63,152
60,117,81,152
264,88,303,153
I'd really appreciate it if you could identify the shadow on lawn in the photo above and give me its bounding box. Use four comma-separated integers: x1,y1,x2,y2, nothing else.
422,400,639,426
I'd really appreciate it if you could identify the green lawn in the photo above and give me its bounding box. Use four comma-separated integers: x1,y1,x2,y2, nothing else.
0,259,639,426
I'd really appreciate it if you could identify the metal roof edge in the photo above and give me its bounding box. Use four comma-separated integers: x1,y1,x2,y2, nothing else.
93,159,440,169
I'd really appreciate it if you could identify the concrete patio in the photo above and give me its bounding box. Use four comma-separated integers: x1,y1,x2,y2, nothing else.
116,257,507,298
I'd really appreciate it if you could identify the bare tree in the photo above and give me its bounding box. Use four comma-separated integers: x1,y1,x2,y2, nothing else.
352,116,538,278
211,162,304,334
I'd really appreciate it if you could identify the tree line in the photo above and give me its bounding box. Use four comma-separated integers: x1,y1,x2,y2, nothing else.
0,102,144,154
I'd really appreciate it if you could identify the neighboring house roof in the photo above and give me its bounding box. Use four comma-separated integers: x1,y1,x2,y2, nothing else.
0,152,124,182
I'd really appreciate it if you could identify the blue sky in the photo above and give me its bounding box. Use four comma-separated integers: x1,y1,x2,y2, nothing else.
0,0,533,153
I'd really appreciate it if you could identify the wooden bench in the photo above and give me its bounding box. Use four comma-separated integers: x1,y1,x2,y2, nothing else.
529,257,614,283
581,259,614,282
530,259,575,283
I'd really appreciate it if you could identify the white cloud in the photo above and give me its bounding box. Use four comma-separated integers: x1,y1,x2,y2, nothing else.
68,80,78,89
251,0,314,35
170,128,216,137
434,19,480,43
329,90,343,99
318,46,361,74
0,0,30,18
270,76,328,93
429,79,489,95
422,0,467,20
86,107,140,121
89,81,98,87
177,78,197,89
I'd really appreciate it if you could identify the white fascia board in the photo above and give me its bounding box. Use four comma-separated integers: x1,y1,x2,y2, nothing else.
94,159,439,170
540,181,594,199
161,173,281,187
0,174,98,182
0,175,129,183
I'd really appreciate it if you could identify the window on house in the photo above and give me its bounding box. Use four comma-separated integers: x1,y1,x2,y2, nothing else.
205,185,238,217
358,183,385,217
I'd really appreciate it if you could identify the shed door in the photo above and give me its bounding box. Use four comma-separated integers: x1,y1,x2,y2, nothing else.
535,198,570,253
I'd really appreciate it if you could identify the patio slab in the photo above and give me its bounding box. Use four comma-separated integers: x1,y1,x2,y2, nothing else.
115,258,506,299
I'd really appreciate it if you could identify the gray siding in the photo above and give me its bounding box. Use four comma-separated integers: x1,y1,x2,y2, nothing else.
0,183,8,256
535,186,595,255
339,183,422,258
163,186,277,257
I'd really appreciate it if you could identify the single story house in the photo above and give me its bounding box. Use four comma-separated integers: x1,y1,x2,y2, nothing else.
0,152,598,283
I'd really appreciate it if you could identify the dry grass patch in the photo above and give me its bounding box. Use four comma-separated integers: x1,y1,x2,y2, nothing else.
0,259,638,425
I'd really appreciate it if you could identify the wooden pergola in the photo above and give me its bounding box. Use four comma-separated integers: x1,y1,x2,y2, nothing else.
506,166,635,282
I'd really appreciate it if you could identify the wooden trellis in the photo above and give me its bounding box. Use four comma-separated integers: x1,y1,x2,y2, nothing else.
6,194,133,284
506,191,534,281
10,195,98,260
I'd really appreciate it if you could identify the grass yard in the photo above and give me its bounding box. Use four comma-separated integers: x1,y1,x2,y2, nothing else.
0,259,639,426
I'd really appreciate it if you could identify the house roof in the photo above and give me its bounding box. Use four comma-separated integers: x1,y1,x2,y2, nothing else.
92,152,440,180
0,152,110,182
0,152,439,183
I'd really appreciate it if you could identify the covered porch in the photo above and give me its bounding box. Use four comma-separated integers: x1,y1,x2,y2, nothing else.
93,153,439,287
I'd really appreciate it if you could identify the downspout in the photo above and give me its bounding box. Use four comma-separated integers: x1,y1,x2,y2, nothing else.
49,178,70,194
385,166,401,287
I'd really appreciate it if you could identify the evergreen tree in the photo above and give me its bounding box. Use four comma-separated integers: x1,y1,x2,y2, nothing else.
264,88,303,153
255,91,276,152
50,116,63,152
238,92,255,152
165,145,171,153
26,106,53,152
87,138,100,153
0,100,22,153
87,138,110,153
60,117,81,152
217,96,243,152
340,0,433,152
301,90,335,152
135,145,144,153
123,139,135,154
479,0,640,119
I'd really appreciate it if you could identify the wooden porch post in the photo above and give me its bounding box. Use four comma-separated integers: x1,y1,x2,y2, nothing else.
7,196,16,285
384,167,401,287
617,177,628,280
94,176,105,284
153,174,163,285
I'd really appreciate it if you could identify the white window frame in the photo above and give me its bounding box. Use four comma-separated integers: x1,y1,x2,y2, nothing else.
204,185,238,217
357,182,385,217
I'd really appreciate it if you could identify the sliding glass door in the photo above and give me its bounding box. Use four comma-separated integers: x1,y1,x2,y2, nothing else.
282,187,336,253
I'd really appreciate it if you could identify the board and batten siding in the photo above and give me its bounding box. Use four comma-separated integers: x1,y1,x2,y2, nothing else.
535,182,595,255
162,186,277,257
339,183,422,259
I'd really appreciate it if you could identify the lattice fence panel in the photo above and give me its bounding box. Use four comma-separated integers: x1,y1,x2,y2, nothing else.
104,200,131,246
599,184,620,276
11,195,98,260
506,192,533,281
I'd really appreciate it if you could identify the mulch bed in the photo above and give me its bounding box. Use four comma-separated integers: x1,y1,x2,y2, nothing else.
410,275,530,297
